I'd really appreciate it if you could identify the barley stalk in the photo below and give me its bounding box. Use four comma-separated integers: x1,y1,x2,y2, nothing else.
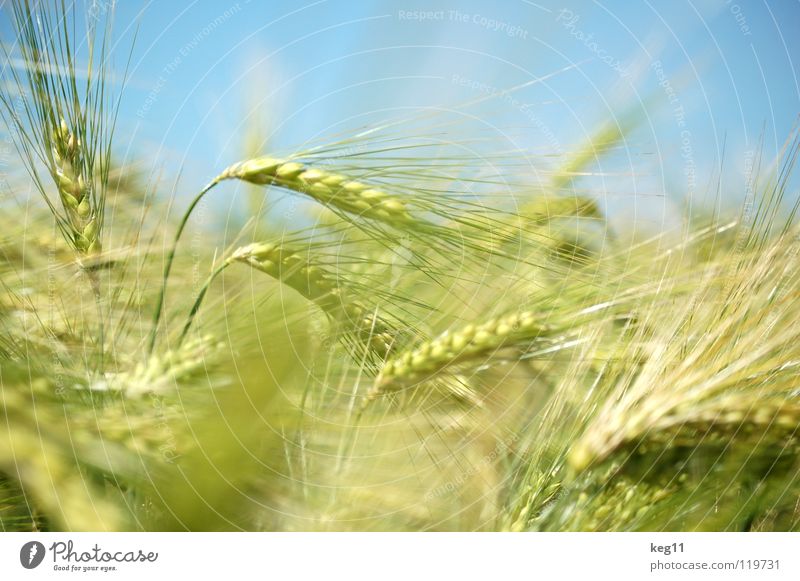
149,157,417,354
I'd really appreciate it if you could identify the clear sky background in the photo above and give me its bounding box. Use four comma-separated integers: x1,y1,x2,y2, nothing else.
5,0,800,230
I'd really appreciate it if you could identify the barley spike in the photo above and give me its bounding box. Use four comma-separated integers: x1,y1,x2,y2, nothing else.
230,242,400,356
367,309,561,401
217,157,415,226
50,118,101,254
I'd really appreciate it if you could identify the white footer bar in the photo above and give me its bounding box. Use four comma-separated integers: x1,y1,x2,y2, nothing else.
1,532,797,580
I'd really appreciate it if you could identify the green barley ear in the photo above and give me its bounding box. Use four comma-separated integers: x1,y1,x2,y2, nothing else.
105,335,222,397
0,0,127,255
365,309,568,404
218,157,416,226
228,241,406,361
51,117,101,253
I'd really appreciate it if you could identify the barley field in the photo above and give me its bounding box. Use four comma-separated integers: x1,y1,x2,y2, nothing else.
1,0,799,533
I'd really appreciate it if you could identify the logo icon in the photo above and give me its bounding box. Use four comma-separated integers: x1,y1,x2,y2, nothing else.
20,541,46,569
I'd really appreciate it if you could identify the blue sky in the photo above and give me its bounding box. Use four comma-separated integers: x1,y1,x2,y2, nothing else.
5,0,800,226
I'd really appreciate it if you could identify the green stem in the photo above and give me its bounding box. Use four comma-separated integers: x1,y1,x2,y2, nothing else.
177,259,231,346
147,178,221,355
83,266,105,375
